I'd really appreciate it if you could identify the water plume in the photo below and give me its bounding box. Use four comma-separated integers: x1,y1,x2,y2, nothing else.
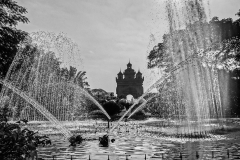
112,0,240,136
0,31,111,138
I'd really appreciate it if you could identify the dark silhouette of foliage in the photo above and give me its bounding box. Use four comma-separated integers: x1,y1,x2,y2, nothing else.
91,88,108,100
147,42,172,71
229,70,240,117
59,66,90,88
0,100,51,159
147,9,240,117
147,9,240,71
117,99,131,110
0,0,29,79
103,101,121,117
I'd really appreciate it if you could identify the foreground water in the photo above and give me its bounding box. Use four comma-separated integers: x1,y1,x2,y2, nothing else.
24,118,240,160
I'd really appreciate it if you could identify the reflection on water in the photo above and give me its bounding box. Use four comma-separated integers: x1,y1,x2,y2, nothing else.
28,119,240,160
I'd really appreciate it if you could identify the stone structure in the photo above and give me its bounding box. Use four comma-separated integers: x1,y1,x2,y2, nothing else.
116,61,144,98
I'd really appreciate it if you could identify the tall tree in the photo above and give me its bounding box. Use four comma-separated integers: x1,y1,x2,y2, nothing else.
0,0,29,78
74,71,89,88
147,9,240,117
60,66,89,88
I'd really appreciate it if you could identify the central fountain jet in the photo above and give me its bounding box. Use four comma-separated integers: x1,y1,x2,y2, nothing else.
110,0,239,137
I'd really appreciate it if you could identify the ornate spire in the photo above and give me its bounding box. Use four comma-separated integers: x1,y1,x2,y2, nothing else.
118,68,123,75
137,68,142,74
127,60,132,68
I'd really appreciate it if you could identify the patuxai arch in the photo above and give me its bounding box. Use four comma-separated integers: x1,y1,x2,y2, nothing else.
116,61,144,99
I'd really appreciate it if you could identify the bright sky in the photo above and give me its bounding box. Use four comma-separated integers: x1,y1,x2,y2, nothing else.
17,0,239,94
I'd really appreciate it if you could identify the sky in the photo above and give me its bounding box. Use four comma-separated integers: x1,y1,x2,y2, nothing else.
17,0,240,94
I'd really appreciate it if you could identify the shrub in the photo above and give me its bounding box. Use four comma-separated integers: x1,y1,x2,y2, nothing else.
103,101,121,117
0,99,51,159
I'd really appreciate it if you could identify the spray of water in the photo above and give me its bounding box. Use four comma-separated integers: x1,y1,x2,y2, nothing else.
111,34,240,134
0,31,111,137
0,79,72,138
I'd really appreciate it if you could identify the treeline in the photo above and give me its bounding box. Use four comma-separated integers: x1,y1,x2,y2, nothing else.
147,10,240,118
0,0,92,120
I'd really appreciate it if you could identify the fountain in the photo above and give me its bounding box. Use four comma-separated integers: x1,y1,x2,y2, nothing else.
0,31,111,138
110,0,240,138
0,79,72,138
1,1,240,159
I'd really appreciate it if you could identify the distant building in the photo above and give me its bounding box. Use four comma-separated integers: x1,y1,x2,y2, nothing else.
116,61,144,98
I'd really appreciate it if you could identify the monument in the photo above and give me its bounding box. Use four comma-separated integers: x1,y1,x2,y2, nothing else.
116,61,144,98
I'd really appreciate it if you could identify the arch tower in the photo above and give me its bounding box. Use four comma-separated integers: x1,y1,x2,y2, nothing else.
116,61,144,98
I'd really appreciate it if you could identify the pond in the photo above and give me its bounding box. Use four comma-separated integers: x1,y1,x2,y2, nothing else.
26,118,240,160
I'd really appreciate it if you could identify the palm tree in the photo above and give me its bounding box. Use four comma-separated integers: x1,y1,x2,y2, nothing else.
74,71,89,88
61,66,89,88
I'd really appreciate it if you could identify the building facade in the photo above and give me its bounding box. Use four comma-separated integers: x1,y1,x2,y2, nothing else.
116,61,144,98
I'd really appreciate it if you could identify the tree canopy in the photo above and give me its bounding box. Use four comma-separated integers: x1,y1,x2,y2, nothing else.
102,101,121,116
146,9,240,117
0,0,29,78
